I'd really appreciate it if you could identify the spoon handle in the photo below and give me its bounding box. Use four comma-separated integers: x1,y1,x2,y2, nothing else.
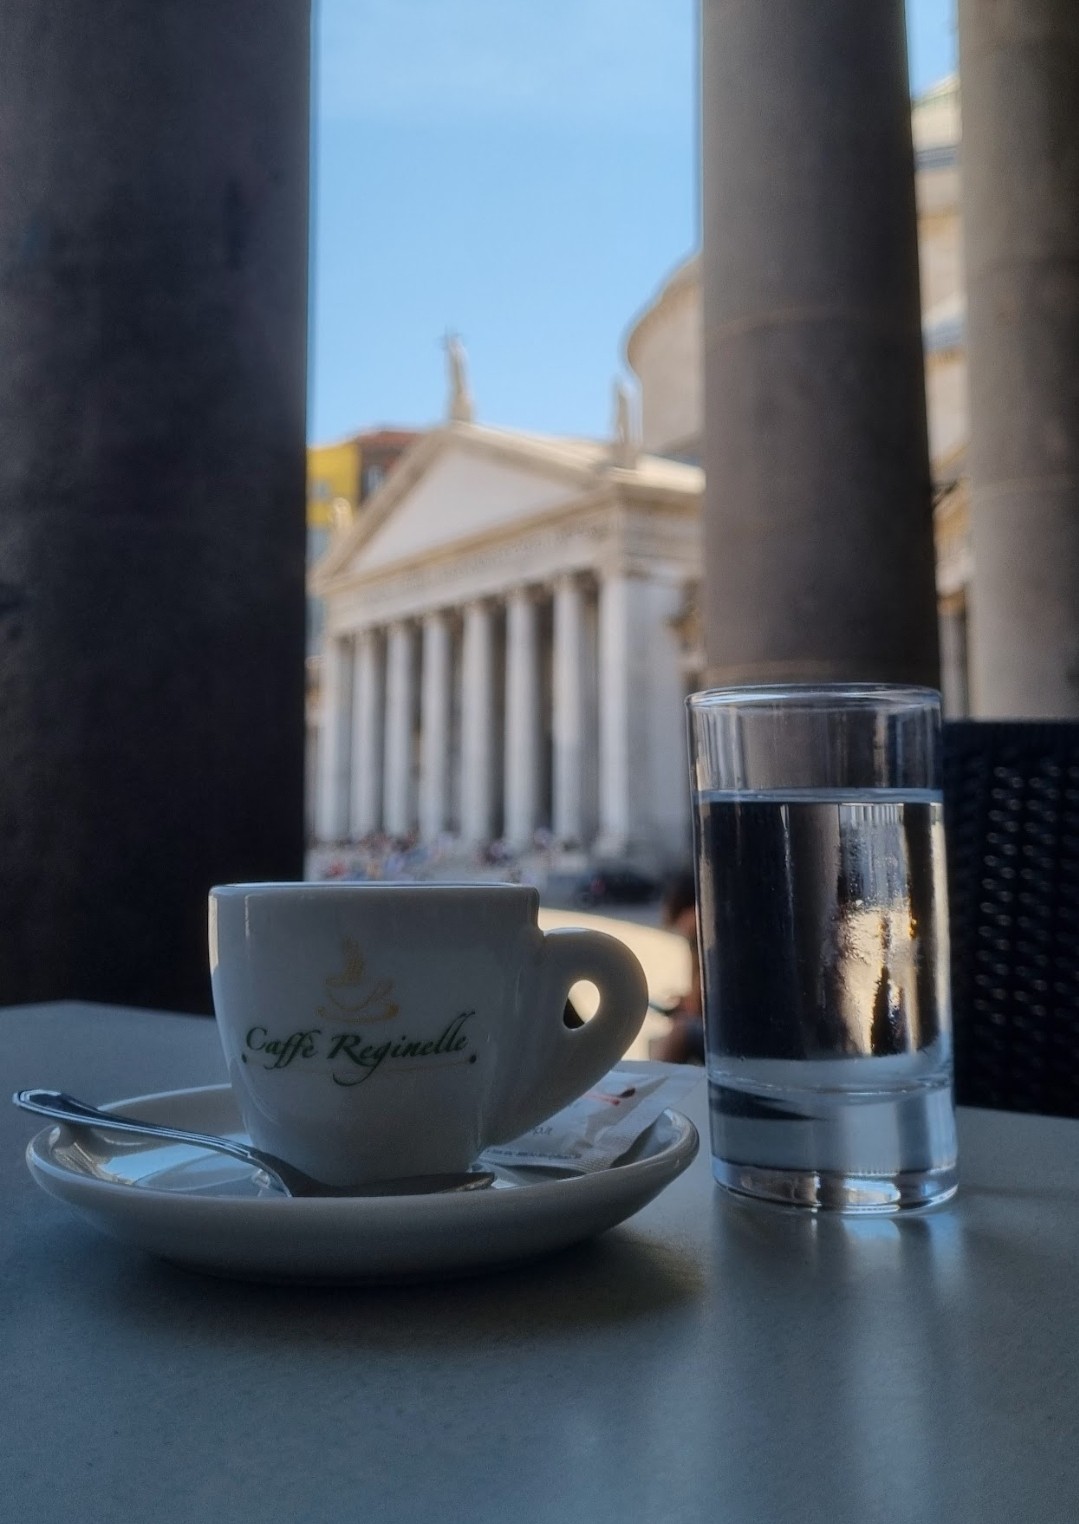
13,1088,266,1172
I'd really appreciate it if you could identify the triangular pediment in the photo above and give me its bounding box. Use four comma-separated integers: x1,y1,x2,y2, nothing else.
313,423,609,589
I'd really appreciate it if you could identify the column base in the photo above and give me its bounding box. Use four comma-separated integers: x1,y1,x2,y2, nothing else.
590,832,633,862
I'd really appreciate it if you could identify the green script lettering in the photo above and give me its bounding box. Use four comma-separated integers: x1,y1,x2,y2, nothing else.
327,1032,393,1086
248,1011,479,1085
247,1027,321,1070
327,1011,476,1085
435,1011,474,1053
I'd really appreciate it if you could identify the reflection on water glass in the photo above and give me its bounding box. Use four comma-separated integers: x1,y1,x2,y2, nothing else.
687,684,958,1212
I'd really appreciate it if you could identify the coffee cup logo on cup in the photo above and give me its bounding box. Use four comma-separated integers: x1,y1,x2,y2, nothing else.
209,883,648,1189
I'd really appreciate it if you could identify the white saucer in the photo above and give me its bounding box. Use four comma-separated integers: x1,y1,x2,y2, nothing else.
25,1084,699,1283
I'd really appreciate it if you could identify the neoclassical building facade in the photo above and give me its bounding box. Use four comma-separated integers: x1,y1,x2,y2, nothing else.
311,77,969,861
311,418,701,863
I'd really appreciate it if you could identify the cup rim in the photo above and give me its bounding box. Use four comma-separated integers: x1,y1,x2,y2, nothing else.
686,682,941,712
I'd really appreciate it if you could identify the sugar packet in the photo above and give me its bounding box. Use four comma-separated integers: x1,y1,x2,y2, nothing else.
480,1061,703,1174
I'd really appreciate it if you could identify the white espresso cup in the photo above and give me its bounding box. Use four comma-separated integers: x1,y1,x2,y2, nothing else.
209,882,649,1188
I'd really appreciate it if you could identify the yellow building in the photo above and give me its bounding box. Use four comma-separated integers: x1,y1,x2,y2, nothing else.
307,437,361,534
307,429,420,534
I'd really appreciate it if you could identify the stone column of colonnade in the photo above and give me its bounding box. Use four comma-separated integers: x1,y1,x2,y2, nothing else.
350,629,383,834
316,635,353,842
699,0,940,688
504,587,543,849
382,622,416,835
958,0,1079,716
552,574,587,845
596,570,633,856
460,601,498,845
419,612,453,838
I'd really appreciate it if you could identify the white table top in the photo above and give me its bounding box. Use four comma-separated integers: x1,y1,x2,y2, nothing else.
4,1001,1079,1524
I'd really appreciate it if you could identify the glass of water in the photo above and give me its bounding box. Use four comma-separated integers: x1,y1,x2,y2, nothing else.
687,684,957,1212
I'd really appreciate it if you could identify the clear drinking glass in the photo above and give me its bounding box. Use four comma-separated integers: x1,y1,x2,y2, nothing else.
686,684,957,1212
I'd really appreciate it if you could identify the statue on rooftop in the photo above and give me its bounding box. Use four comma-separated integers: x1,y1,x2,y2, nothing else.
444,331,474,423
611,379,638,469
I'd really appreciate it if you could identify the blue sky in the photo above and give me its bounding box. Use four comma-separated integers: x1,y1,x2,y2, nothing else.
309,0,957,445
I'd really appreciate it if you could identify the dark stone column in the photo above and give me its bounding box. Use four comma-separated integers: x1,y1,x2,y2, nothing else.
700,0,940,688
959,0,1079,717
0,2,310,1012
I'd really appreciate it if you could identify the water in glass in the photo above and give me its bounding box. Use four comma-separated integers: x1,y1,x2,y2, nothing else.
695,788,958,1211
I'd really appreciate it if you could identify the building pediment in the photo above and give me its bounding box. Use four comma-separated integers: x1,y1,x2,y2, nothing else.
312,421,612,592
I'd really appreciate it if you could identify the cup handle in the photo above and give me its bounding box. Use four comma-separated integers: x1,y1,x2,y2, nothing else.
486,928,649,1145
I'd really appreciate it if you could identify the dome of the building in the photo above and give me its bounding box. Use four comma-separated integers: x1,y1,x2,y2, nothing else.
623,254,702,462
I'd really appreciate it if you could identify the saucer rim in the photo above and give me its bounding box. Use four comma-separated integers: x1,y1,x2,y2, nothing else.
24,1083,700,1283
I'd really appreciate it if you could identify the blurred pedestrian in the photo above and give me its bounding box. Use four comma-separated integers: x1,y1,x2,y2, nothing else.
653,869,705,1064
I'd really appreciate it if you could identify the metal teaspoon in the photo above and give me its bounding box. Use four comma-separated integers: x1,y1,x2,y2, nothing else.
13,1089,495,1199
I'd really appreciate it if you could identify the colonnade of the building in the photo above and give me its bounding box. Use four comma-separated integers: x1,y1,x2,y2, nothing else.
317,572,638,852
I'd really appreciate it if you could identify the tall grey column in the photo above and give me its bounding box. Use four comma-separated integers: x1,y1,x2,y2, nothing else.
419,611,452,840
350,629,383,835
701,0,940,687
316,636,353,842
596,569,633,858
461,600,496,845
959,0,1079,716
0,1,310,1012
552,574,587,847
383,622,416,836
504,586,542,849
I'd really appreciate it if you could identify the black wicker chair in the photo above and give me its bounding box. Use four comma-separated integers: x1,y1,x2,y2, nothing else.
943,721,1079,1117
